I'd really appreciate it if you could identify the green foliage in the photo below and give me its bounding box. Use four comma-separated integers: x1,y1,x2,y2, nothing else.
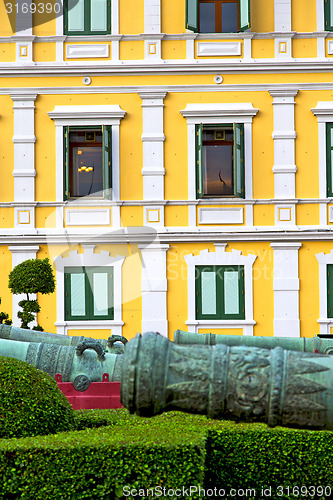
205,427,333,499
8,258,55,296
8,258,55,330
0,297,12,325
0,356,75,440
0,410,332,499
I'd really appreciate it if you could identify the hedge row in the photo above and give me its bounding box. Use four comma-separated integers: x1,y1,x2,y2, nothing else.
0,409,332,499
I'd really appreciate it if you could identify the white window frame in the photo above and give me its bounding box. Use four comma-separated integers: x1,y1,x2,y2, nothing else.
56,0,119,36
48,105,126,205
54,244,124,335
180,103,258,202
311,101,333,225
184,243,257,335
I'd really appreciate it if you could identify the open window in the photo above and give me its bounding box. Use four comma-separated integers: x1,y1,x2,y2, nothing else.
64,0,111,35
195,123,244,198
186,0,250,33
65,267,114,321
63,126,111,200
195,265,245,320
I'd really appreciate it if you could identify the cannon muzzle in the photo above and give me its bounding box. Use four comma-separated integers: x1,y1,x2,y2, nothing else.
121,332,333,430
173,329,333,355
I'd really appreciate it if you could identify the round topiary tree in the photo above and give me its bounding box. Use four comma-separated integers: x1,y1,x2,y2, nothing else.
8,258,55,331
0,356,75,438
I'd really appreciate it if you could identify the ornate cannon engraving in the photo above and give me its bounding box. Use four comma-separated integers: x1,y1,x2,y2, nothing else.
121,332,333,430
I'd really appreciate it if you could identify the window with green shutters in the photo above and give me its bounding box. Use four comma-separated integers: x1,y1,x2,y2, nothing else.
64,0,111,35
325,0,333,31
195,265,245,320
63,126,112,200
65,267,114,321
326,123,333,197
195,123,245,198
186,0,250,33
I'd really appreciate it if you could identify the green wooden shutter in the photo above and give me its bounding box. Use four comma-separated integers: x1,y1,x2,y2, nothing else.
239,0,251,31
327,124,333,196
233,123,245,198
102,125,112,199
63,126,70,200
186,0,198,32
195,124,203,198
222,266,245,320
328,265,333,317
325,0,333,31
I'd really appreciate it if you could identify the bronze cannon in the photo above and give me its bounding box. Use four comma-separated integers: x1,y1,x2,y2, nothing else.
0,336,124,389
173,329,333,355
121,332,333,430
0,323,127,354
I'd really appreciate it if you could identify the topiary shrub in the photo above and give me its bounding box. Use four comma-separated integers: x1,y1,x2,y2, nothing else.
0,356,75,438
8,258,55,331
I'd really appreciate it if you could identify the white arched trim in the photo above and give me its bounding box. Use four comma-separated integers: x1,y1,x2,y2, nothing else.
184,243,257,336
54,244,124,336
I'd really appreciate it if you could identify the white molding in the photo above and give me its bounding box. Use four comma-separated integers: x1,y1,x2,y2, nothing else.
181,103,258,204
316,250,333,333
270,90,297,205
311,102,333,225
139,243,169,337
10,94,37,209
198,207,244,224
180,103,259,123
184,244,256,335
48,105,126,208
271,242,302,337
66,44,110,59
140,92,166,202
197,42,241,57
54,245,124,336
317,0,325,32
274,0,291,32
65,209,111,226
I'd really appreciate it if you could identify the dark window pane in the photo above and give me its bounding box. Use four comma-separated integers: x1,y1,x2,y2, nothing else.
221,2,238,32
199,2,216,33
69,129,103,197
202,144,233,196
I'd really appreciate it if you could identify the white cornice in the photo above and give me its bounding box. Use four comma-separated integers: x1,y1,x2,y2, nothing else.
180,103,259,121
48,105,126,121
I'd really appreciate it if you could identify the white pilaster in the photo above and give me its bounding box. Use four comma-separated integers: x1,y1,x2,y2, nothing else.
270,90,298,226
14,1,34,64
140,92,167,227
9,246,40,328
143,0,163,61
11,93,37,229
274,0,291,32
271,242,302,337
139,243,169,337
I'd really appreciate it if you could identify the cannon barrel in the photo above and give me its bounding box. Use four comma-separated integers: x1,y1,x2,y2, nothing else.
173,329,333,355
0,337,123,388
0,324,127,354
121,332,333,430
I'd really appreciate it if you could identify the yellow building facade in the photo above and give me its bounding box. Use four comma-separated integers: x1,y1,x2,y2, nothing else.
1,0,333,341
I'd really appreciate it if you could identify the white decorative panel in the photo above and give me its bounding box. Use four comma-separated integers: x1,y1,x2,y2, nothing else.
66,44,110,59
66,209,111,226
198,207,244,225
197,42,242,57
328,40,333,55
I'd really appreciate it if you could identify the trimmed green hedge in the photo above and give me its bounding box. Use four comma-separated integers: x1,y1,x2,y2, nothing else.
0,356,75,439
0,409,332,499
205,426,333,500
